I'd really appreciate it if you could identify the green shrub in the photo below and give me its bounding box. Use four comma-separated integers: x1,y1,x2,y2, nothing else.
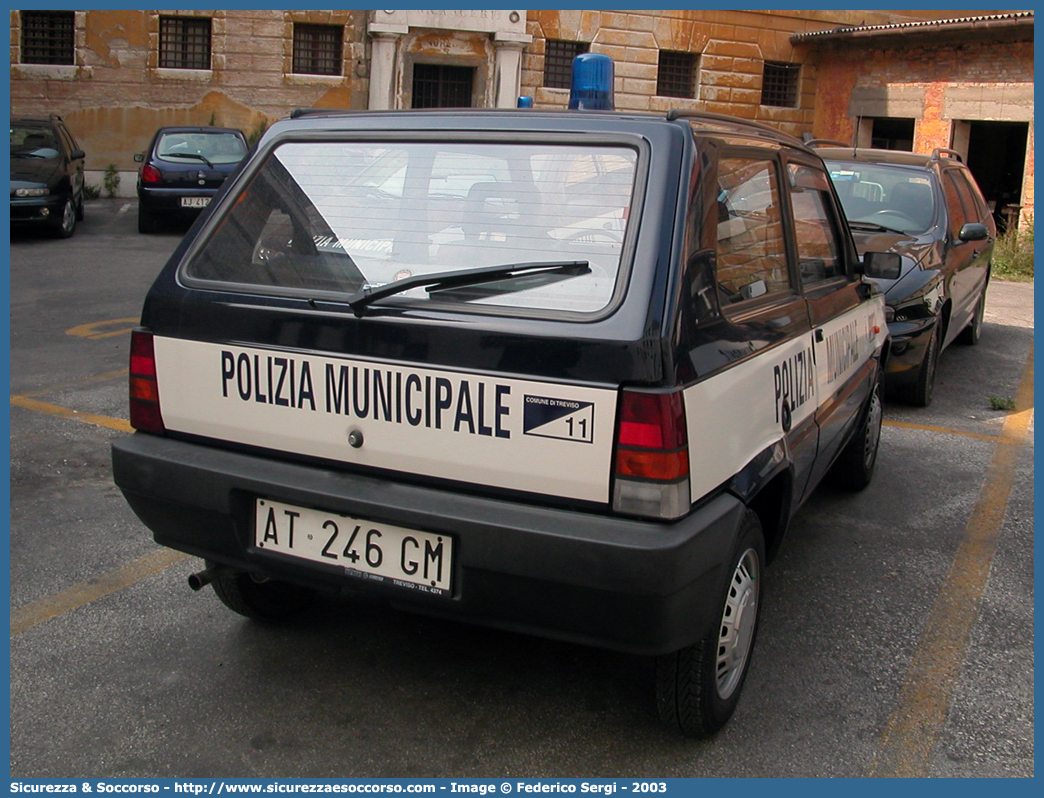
103,163,121,198
993,216,1034,282
82,183,101,201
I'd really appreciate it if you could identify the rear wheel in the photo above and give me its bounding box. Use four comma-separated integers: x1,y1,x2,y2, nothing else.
210,565,317,622
656,509,764,737
828,377,883,490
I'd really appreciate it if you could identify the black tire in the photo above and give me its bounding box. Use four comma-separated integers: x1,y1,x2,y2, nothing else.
956,289,986,345
898,322,939,407
210,565,317,622
656,509,764,738
828,377,883,490
138,206,158,234
51,197,77,238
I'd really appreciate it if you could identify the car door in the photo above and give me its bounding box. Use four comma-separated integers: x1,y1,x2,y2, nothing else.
784,156,874,501
942,168,993,340
707,150,820,505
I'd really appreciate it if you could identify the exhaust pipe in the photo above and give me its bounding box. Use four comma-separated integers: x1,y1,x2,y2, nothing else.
187,564,233,592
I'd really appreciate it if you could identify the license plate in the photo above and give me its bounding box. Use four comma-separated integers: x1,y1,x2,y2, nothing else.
180,197,210,208
254,498,452,596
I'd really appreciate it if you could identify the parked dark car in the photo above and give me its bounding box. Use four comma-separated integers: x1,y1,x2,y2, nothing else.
135,126,248,233
817,145,995,406
10,115,86,238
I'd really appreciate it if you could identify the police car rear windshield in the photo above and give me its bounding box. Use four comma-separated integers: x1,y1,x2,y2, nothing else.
183,140,637,315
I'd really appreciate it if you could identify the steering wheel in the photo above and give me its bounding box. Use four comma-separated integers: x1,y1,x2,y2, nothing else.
870,209,917,225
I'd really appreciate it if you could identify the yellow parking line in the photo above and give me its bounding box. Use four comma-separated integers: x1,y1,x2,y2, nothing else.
882,419,1007,444
870,344,1034,777
11,548,193,636
10,394,133,433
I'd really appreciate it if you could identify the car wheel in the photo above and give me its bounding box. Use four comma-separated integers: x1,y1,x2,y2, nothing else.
210,565,317,622
51,197,77,238
828,377,883,490
138,207,158,234
899,323,940,407
656,509,764,738
957,290,986,345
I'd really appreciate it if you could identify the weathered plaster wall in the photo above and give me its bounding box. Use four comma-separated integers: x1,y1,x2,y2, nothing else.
10,9,369,180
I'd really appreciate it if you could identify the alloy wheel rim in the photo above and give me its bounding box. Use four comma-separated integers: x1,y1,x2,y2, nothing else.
61,199,75,233
863,388,882,467
715,547,759,700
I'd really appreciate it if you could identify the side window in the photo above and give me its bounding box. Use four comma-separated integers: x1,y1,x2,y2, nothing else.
788,162,844,286
942,172,971,238
716,157,791,305
949,170,987,225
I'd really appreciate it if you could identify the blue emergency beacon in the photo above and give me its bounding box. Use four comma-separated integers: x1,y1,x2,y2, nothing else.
568,52,615,110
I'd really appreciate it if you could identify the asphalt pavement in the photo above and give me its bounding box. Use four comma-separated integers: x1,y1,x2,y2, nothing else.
7,198,1035,779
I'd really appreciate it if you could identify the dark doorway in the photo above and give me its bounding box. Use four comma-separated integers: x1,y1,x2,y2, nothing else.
870,117,914,150
412,64,475,108
966,121,1028,231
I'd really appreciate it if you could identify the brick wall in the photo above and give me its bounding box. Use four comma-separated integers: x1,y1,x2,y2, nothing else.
808,38,1034,224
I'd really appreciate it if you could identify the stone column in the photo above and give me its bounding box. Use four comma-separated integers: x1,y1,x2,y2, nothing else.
367,25,407,110
492,32,532,108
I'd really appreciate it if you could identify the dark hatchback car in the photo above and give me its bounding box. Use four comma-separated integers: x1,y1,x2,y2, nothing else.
817,145,995,406
135,126,248,233
10,115,86,238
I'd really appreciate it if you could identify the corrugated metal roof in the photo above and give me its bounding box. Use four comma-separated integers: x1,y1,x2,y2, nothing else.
791,11,1034,43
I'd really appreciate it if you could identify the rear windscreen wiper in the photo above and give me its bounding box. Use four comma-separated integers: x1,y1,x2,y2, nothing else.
165,152,215,168
345,260,590,317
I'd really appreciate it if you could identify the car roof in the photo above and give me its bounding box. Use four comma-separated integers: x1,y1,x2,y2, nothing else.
154,126,245,135
814,146,968,171
267,107,809,151
11,117,63,126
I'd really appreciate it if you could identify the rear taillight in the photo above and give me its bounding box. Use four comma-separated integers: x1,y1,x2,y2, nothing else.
129,329,165,434
141,164,162,184
613,390,690,519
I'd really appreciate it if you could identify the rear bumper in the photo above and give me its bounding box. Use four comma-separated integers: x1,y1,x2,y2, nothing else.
137,187,217,214
112,433,746,655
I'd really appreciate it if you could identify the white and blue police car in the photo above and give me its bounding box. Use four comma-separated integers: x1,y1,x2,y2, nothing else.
113,56,895,737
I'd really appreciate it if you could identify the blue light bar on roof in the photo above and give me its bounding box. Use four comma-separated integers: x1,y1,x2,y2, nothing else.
568,53,615,111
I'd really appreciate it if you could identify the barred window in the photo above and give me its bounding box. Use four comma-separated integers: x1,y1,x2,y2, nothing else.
293,24,343,76
656,50,698,99
761,61,800,108
412,64,474,109
543,40,589,90
159,16,212,70
21,11,75,65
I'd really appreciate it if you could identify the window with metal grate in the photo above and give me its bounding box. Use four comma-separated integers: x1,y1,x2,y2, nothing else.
293,24,343,76
159,16,212,70
761,61,800,108
656,50,699,99
21,10,74,65
543,40,590,90
412,64,474,109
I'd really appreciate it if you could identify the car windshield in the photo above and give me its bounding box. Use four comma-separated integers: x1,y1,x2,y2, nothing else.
826,161,937,235
10,124,59,159
157,131,247,165
184,139,638,315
